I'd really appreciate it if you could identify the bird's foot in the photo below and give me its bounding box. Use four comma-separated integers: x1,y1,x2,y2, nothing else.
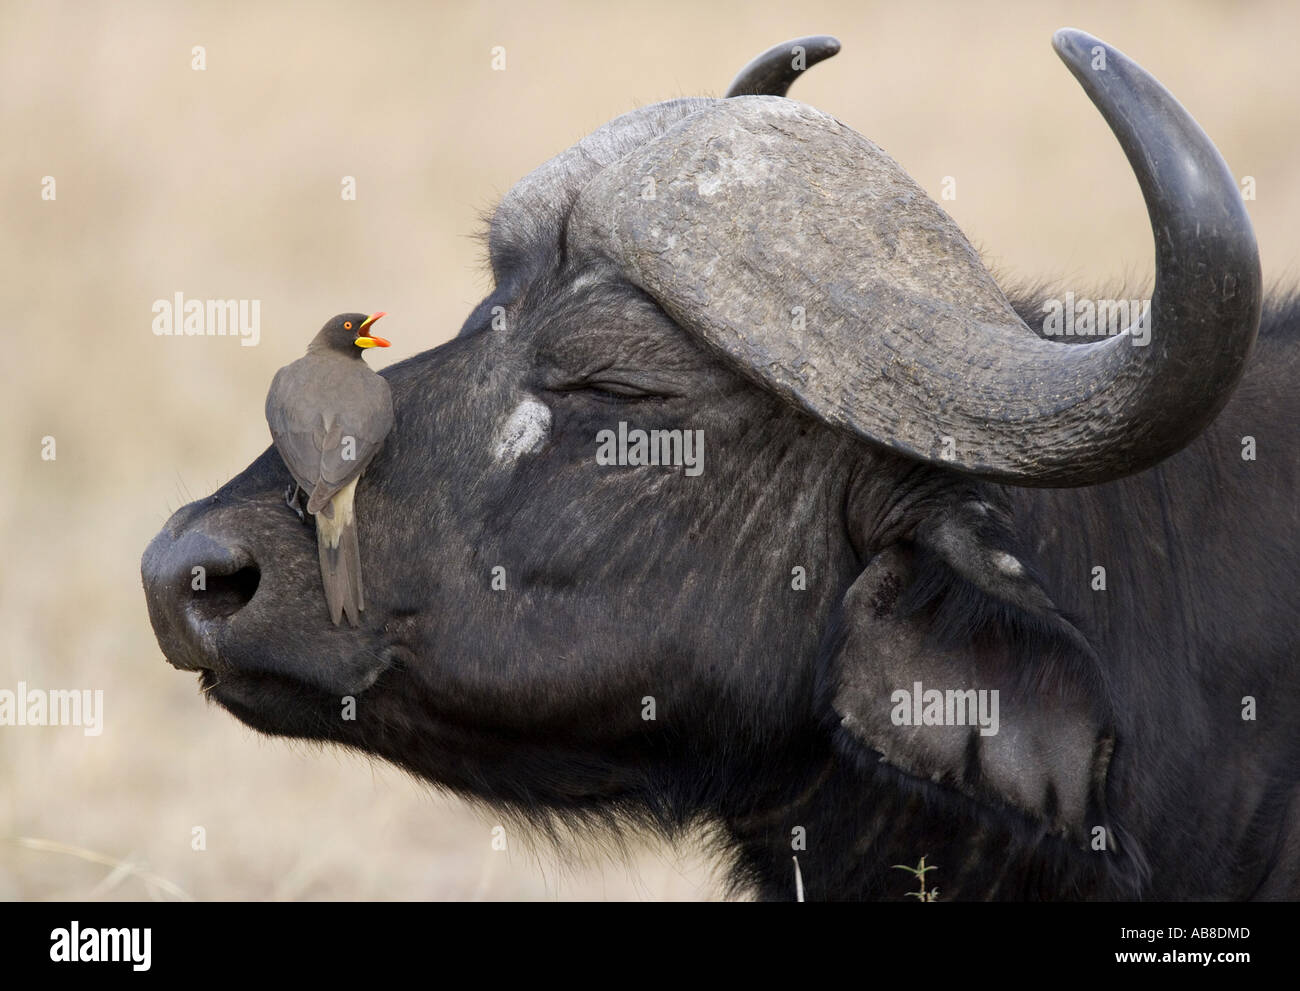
284,483,307,524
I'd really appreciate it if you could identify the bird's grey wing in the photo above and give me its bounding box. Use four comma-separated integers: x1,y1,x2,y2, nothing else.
267,360,394,512
265,362,332,495
314,373,395,490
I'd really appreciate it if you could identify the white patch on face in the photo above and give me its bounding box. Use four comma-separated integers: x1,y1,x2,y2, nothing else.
992,551,1024,577
493,397,552,464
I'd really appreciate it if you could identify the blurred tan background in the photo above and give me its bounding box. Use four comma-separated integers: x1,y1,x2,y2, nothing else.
1,0,1296,900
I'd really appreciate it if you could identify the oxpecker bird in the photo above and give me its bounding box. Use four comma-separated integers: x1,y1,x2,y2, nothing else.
265,312,394,626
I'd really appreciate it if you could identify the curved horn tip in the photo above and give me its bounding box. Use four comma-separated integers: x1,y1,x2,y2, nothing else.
724,34,843,99
1052,29,1152,87
1051,27,1102,62
811,34,842,56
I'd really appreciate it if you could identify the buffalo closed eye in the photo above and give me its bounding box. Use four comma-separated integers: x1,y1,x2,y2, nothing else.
574,381,661,401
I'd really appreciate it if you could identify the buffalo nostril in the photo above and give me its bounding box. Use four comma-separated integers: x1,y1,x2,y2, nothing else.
142,527,259,671
191,565,260,622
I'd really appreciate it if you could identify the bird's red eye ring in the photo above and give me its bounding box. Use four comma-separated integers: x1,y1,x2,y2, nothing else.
344,321,353,330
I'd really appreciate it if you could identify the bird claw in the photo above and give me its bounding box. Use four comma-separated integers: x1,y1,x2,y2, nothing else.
284,483,307,524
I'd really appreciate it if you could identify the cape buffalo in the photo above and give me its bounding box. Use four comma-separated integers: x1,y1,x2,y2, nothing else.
141,31,1300,900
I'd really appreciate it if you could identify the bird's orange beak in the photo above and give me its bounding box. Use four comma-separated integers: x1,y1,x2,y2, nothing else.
354,312,390,348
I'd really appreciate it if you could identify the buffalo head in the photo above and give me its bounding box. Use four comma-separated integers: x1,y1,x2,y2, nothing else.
141,31,1260,898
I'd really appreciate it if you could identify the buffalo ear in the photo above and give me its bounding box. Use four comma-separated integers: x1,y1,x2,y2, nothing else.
821,505,1115,842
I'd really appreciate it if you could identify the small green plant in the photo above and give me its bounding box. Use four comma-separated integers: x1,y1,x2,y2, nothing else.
892,855,939,901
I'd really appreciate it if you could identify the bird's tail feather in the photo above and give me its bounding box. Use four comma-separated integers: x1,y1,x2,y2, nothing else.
314,478,364,627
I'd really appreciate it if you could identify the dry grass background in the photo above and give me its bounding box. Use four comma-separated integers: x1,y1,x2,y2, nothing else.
1,0,1296,900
